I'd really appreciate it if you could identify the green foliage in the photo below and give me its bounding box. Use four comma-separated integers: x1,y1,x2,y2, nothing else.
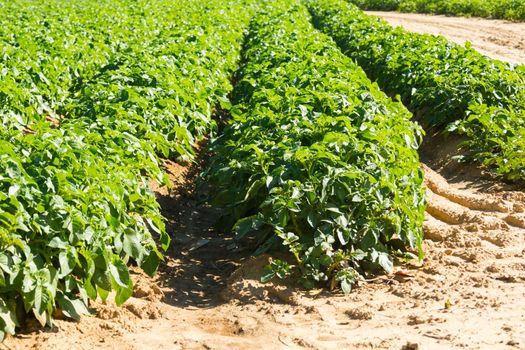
348,0,525,21
306,0,525,181
0,0,251,161
350,0,401,11
0,0,255,338
0,122,167,338
452,106,525,181
207,0,426,291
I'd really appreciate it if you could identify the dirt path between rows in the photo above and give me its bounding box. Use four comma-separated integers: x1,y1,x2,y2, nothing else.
366,11,525,64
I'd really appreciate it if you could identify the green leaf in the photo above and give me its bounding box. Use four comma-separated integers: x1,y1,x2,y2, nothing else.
115,278,133,306
122,229,144,262
377,252,394,272
58,250,76,278
57,294,90,321
141,252,160,277
109,259,130,289
233,215,263,240
0,300,17,335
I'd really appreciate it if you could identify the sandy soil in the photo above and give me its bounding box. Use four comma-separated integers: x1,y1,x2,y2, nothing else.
366,11,525,64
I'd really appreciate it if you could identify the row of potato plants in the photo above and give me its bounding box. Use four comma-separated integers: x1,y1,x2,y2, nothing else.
305,0,525,181
349,0,525,21
207,0,426,292
1,0,250,161
0,0,255,339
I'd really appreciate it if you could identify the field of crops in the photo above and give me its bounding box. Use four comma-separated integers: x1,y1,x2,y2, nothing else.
350,0,525,21
307,0,525,181
1,0,524,342
0,0,256,338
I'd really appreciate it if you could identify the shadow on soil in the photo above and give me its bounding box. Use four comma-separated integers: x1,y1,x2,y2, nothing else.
153,151,251,309
419,131,524,192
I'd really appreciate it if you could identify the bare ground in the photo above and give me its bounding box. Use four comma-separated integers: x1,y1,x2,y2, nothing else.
366,11,525,64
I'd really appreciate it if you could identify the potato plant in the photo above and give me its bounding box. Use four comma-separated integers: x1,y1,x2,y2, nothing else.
207,0,426,292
